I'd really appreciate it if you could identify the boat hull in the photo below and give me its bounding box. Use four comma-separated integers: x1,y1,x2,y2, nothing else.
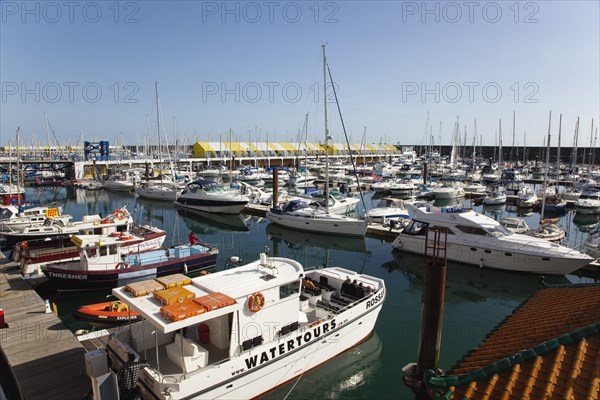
135,186,180,201
575,205,600,215
432,189,465,199
392,234,589,275
266,211,367,237
43,251,217,292
174,199,247,214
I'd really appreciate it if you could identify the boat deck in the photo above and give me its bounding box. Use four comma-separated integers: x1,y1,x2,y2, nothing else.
0,258,90,399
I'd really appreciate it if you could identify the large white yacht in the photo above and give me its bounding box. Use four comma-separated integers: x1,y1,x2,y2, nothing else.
391,203,593,275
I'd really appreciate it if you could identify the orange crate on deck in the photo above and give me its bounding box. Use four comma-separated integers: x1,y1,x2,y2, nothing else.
155,274,191,289
126,280,165,297
153,287,195,305
160,300,206,322
212,292,236,306
193,292,236,311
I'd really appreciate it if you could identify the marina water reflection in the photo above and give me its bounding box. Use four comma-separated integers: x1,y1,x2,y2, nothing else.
7,187,598,399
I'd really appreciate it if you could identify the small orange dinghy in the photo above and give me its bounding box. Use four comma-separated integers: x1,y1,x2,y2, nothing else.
73,301,141,328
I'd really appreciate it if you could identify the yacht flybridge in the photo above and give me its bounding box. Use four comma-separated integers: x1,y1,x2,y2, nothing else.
104,253,385,399
392,203,593,275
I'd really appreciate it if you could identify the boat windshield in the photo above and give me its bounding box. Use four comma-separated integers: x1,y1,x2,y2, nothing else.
484,225,514,238
0,208,14,219
283,200,310,213
205,184,225,193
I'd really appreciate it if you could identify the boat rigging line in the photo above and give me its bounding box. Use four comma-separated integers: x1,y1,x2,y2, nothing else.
325,63,368,215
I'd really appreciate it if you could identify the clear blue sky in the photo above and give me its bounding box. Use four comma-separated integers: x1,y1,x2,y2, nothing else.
1,1,598,148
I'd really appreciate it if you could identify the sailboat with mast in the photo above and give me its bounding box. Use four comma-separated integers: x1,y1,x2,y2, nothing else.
526,111,566,242
266,45,367,237
135,82,182,201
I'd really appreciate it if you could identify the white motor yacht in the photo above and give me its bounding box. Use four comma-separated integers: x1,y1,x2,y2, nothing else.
391,203,592,275
367,197,410,224
175,180,250,214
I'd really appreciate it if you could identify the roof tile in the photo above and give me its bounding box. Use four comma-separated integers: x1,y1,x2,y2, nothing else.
425,285,600,399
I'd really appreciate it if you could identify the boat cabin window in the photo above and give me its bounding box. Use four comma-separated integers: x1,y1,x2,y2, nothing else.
484,226,513,238
279,280,300,300
456,225,488,236
24,209,42,216
0,208,12,219
84,247,97,257
404,220,429,236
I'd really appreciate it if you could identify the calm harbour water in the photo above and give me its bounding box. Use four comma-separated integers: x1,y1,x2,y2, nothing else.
12,185,599,399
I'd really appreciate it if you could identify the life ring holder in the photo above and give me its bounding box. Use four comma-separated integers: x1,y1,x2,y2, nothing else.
114,209,126,220
115,262,130,269
247,292,265,313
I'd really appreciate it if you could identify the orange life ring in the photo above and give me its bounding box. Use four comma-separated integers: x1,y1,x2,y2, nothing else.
115,262,129,269
247,292,265,313
114,209,126,220
110,232,121,237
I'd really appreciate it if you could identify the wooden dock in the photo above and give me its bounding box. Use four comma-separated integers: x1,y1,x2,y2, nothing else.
0,259,90,399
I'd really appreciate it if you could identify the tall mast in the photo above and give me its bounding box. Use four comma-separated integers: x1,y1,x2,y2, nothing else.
156,81,163,185
438,121,442,157
523,131,527,165
510,111,516,163
322,44,330,214
44,112,51,160
303,114,309,188
472,119,477,180
16,127,21,206
572,117,579,172
498,119,503,167
589,119,595,173
556,114,562,196
540,111,552,221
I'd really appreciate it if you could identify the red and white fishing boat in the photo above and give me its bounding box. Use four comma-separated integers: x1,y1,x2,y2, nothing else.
16,224,167,277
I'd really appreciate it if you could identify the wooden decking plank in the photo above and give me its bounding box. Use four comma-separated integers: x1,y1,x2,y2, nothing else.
0,259,91,400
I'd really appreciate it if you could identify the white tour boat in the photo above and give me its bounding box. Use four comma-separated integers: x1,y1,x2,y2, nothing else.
100,253,385,399
391,203,593,275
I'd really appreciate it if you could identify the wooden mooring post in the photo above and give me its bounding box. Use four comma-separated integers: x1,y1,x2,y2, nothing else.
416,226,448,398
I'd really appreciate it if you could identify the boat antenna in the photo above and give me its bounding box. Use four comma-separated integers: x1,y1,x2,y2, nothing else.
326,63,368,214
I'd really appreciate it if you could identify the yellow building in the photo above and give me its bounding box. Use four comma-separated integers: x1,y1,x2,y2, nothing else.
192,141,398,158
